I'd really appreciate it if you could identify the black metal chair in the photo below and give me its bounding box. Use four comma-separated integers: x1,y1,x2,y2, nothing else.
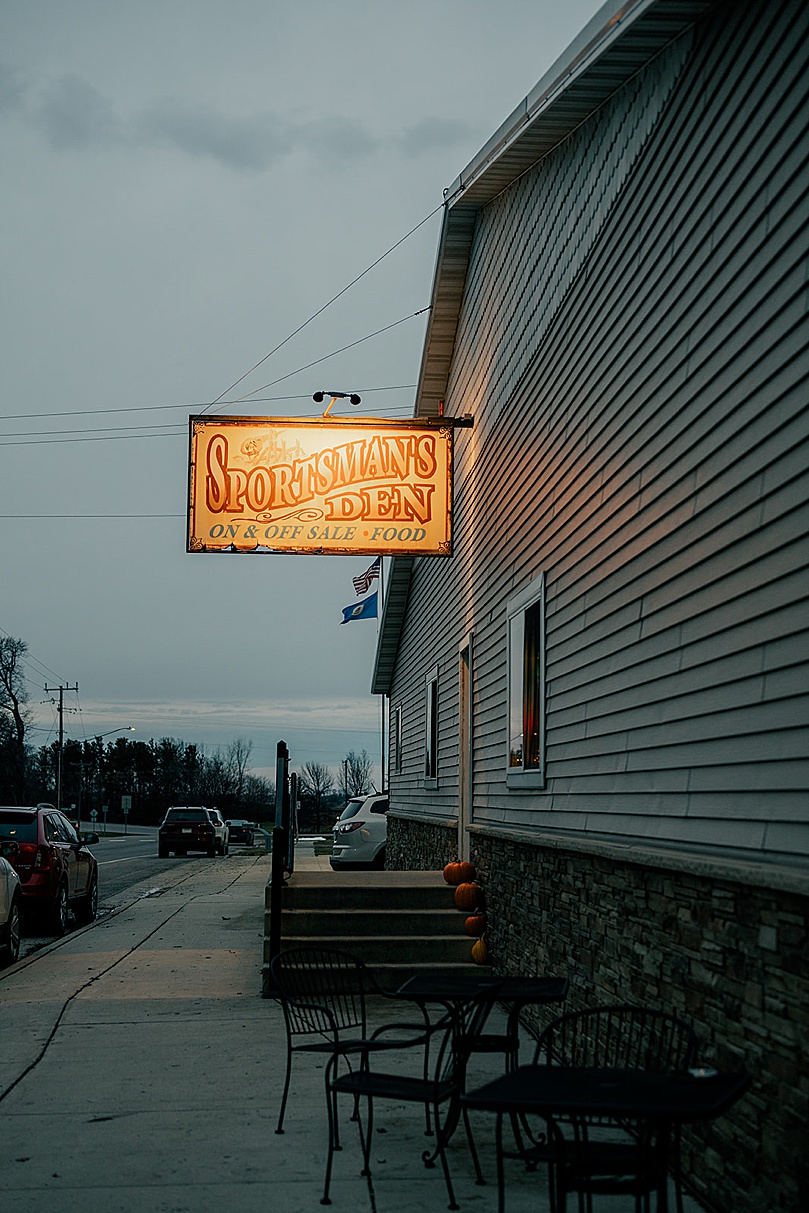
323,1005,485,1210
269,945,426,1141
516,1004,698,1213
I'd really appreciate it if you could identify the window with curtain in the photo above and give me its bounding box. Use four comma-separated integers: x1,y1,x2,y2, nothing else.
506,574,546,788
424,665,438,786
393,705,403,774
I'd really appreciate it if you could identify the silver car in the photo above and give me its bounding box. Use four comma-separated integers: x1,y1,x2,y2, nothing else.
0,843,22,966
330,794,388,870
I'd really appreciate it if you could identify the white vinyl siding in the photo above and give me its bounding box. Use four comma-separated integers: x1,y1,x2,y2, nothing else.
385,0,809,859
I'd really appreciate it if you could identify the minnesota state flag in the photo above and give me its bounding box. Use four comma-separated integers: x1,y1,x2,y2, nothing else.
340,591,378,624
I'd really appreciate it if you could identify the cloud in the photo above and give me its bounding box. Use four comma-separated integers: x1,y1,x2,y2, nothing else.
296,116,378,164
137,106,379,172
136,99,293,172
0,62,27,114
36,74,123,149
398,116,475,157
76,697,381,776
5,69,442,173
89,696,380,733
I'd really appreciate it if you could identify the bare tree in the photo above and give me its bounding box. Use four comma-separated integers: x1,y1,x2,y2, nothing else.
225,737,253,804
199,751,233,806
243,773,275,820
344,748,373,798
299,760,334,832
0,636,31,802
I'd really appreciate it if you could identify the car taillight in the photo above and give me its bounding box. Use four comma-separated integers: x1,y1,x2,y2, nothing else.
337,821,365,834
16,842,50,868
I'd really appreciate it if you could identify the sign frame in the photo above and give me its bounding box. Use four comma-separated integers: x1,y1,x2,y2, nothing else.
187,414,471,557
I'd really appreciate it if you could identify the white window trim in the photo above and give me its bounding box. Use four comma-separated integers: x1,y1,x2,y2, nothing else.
393,704,403,775
424,663,439,789
458,632,474,859
505,572,546,790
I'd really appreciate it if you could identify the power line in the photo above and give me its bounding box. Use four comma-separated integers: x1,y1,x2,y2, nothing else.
222,308,430,407
0,384,417,423
0,621,68,687
0,398,418,447
0,431,180,448
203,201,444,410
0,422,185,440
0,297,428,445
0,396,417,443
0,399,416,448
0,292,428,451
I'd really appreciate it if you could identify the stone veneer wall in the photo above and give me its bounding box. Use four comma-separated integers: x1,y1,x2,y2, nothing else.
388,815,808,1213
386,814,457,871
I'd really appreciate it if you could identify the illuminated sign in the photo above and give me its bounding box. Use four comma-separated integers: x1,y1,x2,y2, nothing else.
187,415,465,555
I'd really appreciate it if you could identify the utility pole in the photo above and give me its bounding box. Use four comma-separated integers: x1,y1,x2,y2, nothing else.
44,682,78,810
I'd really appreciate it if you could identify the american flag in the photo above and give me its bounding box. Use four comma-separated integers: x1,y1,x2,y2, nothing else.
353,557,380,596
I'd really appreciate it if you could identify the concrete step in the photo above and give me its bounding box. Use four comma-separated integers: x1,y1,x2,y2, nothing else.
272,869,461,912
266,933,476,967
270,907,465,937
261,869,483,997
278,886,458,912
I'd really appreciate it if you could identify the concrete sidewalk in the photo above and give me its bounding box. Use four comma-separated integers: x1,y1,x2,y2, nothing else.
0,850,704,1213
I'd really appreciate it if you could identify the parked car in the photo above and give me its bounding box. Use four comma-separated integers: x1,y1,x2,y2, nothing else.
330,794,388,870
208,809,230,854
0,844,22,966
0,805,99,936
158,807,228,857
226,819,254,845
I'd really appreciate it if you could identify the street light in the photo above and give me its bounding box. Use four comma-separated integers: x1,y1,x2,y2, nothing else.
94,726,136,742
93,728,135,834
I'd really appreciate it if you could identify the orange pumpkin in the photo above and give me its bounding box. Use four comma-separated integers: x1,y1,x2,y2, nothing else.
471,936,491,965
454,882,483,912
443,861,476,886
464,914,487,938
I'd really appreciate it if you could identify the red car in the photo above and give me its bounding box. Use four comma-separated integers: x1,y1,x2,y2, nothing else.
0,804,99,936
0,847,21,966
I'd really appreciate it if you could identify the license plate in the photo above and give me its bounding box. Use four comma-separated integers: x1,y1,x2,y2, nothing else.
182,828,192,833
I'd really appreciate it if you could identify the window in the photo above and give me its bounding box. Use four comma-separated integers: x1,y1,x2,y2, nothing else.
56,813,80,845
393,705,403,775
506,573,546,788
45,814,63,843
424,664,439,787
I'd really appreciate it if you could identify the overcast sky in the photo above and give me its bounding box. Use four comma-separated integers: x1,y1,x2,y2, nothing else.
1,0,602,786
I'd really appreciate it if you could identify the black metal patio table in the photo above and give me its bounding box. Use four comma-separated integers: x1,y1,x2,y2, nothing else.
462,1064,750,1213
393,972,570,1152
394,972,569,1015
394,972,505,1006
394,973,569,1067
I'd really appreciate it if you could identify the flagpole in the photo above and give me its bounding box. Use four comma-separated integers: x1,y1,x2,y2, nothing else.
342,556,384,785
379,555,386,791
